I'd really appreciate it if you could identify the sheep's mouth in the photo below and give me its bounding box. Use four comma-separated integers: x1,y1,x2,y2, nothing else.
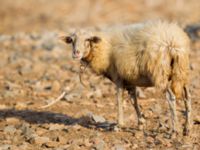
72,56,81,60
72,54,82,60
80,57,88,64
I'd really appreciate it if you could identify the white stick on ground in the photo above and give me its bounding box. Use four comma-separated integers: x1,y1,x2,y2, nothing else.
40,91,66,109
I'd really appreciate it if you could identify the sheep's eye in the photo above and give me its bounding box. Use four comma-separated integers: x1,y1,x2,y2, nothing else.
65,36,73,43
91,36,101,43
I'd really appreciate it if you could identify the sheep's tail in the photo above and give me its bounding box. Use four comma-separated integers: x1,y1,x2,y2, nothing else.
170,50,190,99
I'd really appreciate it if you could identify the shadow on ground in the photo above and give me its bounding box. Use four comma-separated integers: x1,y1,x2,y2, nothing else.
0,109,117,131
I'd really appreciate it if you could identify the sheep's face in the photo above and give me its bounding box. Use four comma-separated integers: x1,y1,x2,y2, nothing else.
62,30,101,60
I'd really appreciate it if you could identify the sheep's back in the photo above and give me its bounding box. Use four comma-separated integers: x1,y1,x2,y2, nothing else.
111,21,190,90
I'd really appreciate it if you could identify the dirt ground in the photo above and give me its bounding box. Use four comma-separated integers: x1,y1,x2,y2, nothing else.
0,0,200,149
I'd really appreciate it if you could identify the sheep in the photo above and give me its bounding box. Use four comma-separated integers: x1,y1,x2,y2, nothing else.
62,21,191,136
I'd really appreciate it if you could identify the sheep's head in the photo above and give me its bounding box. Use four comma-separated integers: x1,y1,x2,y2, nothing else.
61,30,101,60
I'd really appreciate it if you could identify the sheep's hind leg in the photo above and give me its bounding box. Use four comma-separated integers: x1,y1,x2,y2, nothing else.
183,86,192,136
166,88,178,134
116,85,124,127
129,87,145,130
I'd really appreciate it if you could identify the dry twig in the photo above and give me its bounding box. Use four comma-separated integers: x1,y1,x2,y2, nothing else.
40,91,66,109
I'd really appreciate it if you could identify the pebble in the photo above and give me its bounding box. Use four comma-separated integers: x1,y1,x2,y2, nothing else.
194,115,200,124
64,93,79,102
146,136,154,144
4,125,16,134
0,144,11,150
135,131,144,139
48,123,65,131
15,102,27,110
93,139,105,150
0,104,9,109
114,144,125,150
87,112,106,123
45,141,60,148
51,80,61,92
34,136,50,145
6,117,20,124
40,32,57,51
20,123,35,140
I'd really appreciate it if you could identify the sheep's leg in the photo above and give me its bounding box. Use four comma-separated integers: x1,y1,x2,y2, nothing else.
129,87,145,130
116,85,124,127
166,88,177,133
183,86,192,136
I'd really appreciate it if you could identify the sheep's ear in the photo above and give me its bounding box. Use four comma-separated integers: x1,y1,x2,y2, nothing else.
59,36,73,44
90,36,101,43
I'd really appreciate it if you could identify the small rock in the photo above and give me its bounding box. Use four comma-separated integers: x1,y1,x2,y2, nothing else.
86,91,94,99
64,93,79,102
71,124,82,131
131,143,138,149
0,104,9,109
190,63,196,70
40,32,57,51
114,144,125,150
15,102,27,110
164,140,172,147
135,131,144,139
52,81,61,92
36,128,47,136
94,89,103,98
4,125,16,134
93,139,105,150
20,123,35,140
146,136,154,144
87,112,106,123
151,103,162,114
42,41,55,51
0,144,11,150
194,115,200,124
57,136,66,144
45,141,59,148
82,138,92,147
34,136,50,145
49,124,65,131
92,115,106,123
6,117,20,124
29,33,41,40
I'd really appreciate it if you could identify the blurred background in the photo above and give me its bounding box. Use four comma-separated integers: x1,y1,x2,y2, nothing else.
1,0,200,33
0,0,200,149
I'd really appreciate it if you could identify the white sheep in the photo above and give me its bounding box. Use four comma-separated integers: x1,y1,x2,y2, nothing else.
62,21,191,136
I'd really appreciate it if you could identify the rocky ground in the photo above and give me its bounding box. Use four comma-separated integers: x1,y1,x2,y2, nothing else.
0,0,200,150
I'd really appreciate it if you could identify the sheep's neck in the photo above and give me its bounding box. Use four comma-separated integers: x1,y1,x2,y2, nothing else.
89,46,111,75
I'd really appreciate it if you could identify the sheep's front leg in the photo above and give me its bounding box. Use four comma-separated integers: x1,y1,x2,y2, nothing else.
166,88,178,133
116,85,124,127
129,87,145,130
183,86,192,136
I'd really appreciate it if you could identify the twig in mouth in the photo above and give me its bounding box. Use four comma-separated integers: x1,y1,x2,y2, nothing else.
79,63,88,88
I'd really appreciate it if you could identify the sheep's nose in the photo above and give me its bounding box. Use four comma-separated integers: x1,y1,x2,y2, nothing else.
72,50,81,59
76,50,80,54
73,50,80,55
